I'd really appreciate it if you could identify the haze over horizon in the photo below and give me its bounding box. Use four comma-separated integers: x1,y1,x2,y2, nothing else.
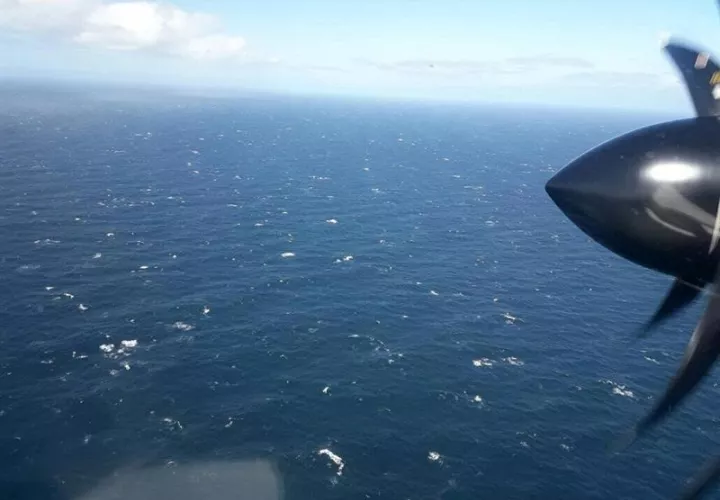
2,0,720,113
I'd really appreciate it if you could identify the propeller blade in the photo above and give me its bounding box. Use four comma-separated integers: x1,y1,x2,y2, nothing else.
639,278,703,337
663,41,720,117
679,456,720,500
632,279,720,440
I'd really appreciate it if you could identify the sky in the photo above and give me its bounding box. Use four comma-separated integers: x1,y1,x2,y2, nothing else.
2,0,720,112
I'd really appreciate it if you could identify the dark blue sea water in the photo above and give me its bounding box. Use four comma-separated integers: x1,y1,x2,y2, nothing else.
1,85,719,500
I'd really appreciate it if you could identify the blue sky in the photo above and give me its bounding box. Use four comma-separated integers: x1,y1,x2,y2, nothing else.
1,0,720,111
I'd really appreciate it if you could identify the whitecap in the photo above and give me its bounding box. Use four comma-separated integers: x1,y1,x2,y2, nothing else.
162,417,184,430
502,357,524,366
318,449,344,476
93,253,102,259
472,358,493,368
17,264,40,273
99,344,114,353
34,238,60,246
430,290,439,296
326,218,338,224
428,451,441,462
502,312,521,324
78,304,89,311
281,252,295,258
612,386,634,398
601,379,635,398
173,322,194,332
120,340,137,349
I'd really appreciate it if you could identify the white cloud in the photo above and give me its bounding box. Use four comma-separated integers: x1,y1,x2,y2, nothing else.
176,34,246,60
0,0,246,60
0,0,95,33
358,55,685,93
560,69,681,89
365,55,596,74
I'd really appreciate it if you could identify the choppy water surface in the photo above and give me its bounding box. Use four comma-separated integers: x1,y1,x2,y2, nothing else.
0,88,713,499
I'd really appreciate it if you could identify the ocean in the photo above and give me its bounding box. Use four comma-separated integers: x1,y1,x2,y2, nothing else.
1,84,718,500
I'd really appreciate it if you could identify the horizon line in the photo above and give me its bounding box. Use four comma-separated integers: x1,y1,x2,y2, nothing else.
0,75,691,120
